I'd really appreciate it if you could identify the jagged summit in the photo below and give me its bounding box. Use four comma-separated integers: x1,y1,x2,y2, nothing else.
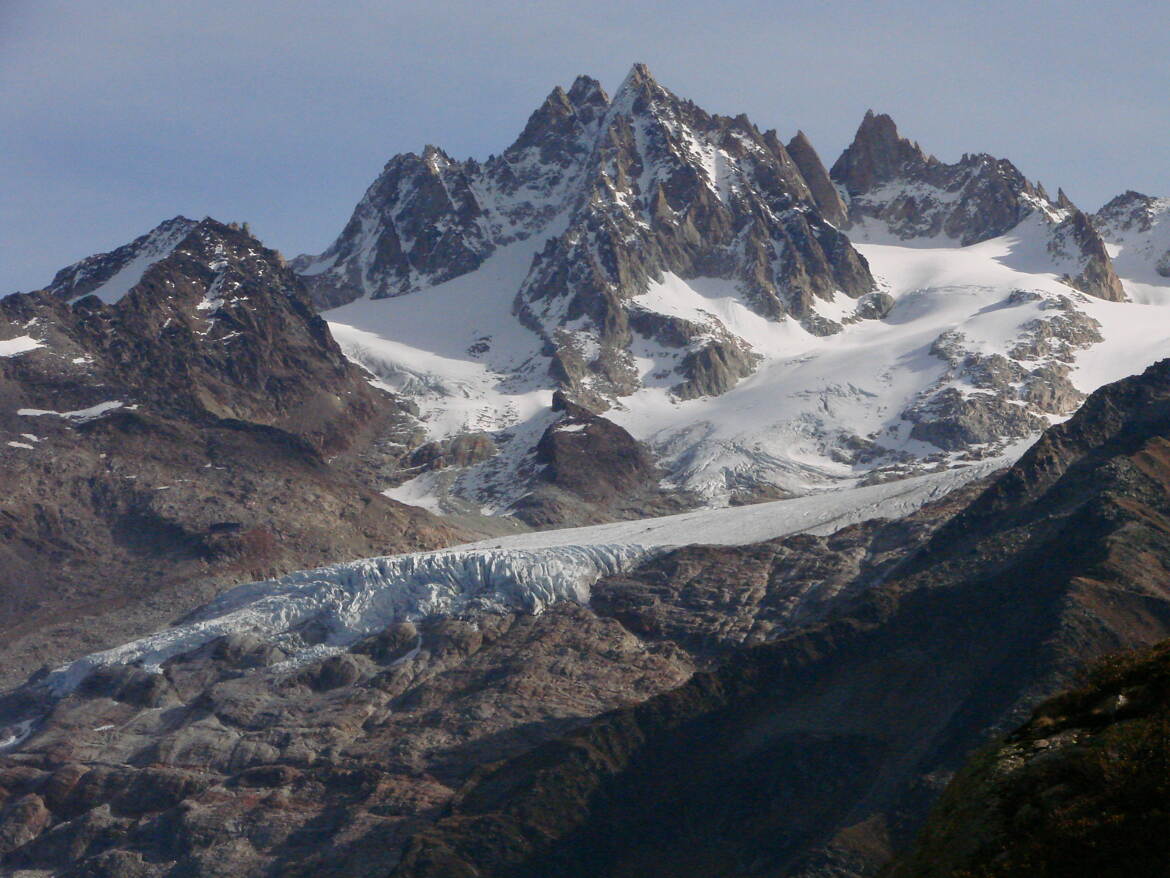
278,69,1168,519
293,65,864,311
614,61,657,94
293,65,875,421
831,108,1045,244
830,110,936,196
1093,189,1170,285
829,109,1125,300
785,129,849,227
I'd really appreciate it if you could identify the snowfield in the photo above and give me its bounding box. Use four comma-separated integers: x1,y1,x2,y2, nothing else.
326,212,1170,511
36,456,1009,700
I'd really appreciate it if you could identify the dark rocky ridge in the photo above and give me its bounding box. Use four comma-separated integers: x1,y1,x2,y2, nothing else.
0,219,462,687
508,391,697,526
384,358,1170,878
43,217,198,302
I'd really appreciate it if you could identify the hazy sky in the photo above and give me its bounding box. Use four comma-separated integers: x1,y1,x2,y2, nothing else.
2,0,1167,293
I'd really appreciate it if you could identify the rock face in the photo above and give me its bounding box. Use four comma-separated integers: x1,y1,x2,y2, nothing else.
831,110,1042,245
511,63,874,404
509,392,696,526
293,76,610,307
0,219,461,688
380,358,1170,878
786,130,850,228
831,111,1124,301
903,293,1102,452
885,638,1170,877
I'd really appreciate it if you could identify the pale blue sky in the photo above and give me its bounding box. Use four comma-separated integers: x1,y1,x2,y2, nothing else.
2,0,1167,293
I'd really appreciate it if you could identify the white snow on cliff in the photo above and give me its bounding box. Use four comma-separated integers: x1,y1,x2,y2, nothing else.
56,218,196,304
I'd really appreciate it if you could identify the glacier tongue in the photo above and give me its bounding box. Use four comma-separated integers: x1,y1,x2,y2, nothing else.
41,456,1013,698
43,544,652,696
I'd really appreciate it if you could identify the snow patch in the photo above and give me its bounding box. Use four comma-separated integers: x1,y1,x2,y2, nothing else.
0,719,36,751
18,401,125,422
0,336,43,357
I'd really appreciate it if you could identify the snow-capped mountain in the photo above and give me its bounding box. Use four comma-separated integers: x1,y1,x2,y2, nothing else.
1093,190,1170,300
4,61,1170,878
296,65,1170,518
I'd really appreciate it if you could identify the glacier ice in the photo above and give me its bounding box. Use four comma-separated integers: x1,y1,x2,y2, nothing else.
34,456,1016,701
42,544,653,697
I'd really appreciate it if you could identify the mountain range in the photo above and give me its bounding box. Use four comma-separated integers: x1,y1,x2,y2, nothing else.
1,63,1168,877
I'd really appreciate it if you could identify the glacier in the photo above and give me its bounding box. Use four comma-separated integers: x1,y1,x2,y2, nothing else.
36,456,1011,701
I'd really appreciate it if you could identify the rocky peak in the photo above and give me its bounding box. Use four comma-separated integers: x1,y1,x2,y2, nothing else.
1048,208,1127,301
510,66,875,405
566,74,607,109
831,109,935,195
507,77,609,157
830,112,1126,300
44,216,198,303
5,217,402,450
786,129,850,227
297,66,875,412
609,61,660,109
1094,189,1160,235
1093,189,1170,281
830,110,1051,244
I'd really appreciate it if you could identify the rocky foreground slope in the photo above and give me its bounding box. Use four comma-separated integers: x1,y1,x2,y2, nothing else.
0,469,993,876
884,638,1170,877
